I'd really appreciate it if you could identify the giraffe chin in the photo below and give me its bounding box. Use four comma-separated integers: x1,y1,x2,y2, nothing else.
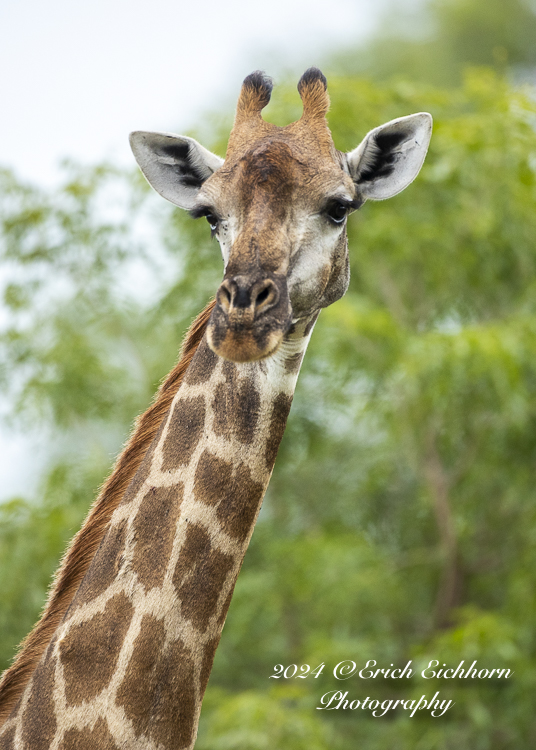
206,326,284,363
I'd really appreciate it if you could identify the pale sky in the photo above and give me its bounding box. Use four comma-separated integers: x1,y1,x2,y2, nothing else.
0,0,387,498
0,0,387,185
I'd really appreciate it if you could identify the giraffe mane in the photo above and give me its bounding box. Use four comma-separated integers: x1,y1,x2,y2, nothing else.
0,298,216,726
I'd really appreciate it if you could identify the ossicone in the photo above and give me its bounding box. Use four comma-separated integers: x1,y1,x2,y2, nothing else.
235,70,274,123
297,67,330,120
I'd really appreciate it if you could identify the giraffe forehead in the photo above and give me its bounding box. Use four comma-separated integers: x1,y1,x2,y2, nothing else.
206,135,348,213
237,141,301,198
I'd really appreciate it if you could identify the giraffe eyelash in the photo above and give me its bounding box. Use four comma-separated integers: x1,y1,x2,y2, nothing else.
189,206,220,236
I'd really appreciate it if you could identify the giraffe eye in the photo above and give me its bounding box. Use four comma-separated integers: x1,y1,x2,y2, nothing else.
326,201,349,224
205,213,219,232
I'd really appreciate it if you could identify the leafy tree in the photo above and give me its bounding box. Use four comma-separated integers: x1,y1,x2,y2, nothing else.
0,162,222,668
203,70,536,748
333,0,536,85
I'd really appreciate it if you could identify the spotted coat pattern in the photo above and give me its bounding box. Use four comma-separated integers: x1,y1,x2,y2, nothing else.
0,318,315,750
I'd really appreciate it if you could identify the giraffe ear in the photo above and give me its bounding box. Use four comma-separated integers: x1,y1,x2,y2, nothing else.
346,113,432,201
129,131,224,209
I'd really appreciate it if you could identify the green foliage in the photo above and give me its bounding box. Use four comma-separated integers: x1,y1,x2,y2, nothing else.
196,686,332,750
204,69,536,747
0,461,108,666
333,0,536,86
2,64,536,748
0,162,221,670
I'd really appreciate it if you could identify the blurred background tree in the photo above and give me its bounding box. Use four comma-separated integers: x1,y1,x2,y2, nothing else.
2,0,536,748
334,0,536,85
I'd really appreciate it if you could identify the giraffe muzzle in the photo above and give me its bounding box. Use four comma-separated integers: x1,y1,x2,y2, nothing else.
207,274,292,362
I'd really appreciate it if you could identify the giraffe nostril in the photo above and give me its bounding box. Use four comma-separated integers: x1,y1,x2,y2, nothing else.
217,281,234,313
253,280,278,312
218,277,279,317
256,287,270,305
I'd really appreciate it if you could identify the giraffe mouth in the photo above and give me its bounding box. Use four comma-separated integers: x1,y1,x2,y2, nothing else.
206,275,292,362
207,325,286,362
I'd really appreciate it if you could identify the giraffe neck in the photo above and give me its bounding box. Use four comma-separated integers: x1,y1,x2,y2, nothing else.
0,315,317,750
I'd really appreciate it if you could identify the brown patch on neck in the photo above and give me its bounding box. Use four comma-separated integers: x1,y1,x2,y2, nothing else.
59,718,116,750
0,299,216,726
116,615,196,749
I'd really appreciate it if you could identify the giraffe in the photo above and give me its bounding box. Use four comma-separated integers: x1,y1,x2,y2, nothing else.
0,68,431,749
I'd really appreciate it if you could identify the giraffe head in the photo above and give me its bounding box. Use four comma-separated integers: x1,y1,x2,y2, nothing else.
130,68,431,362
